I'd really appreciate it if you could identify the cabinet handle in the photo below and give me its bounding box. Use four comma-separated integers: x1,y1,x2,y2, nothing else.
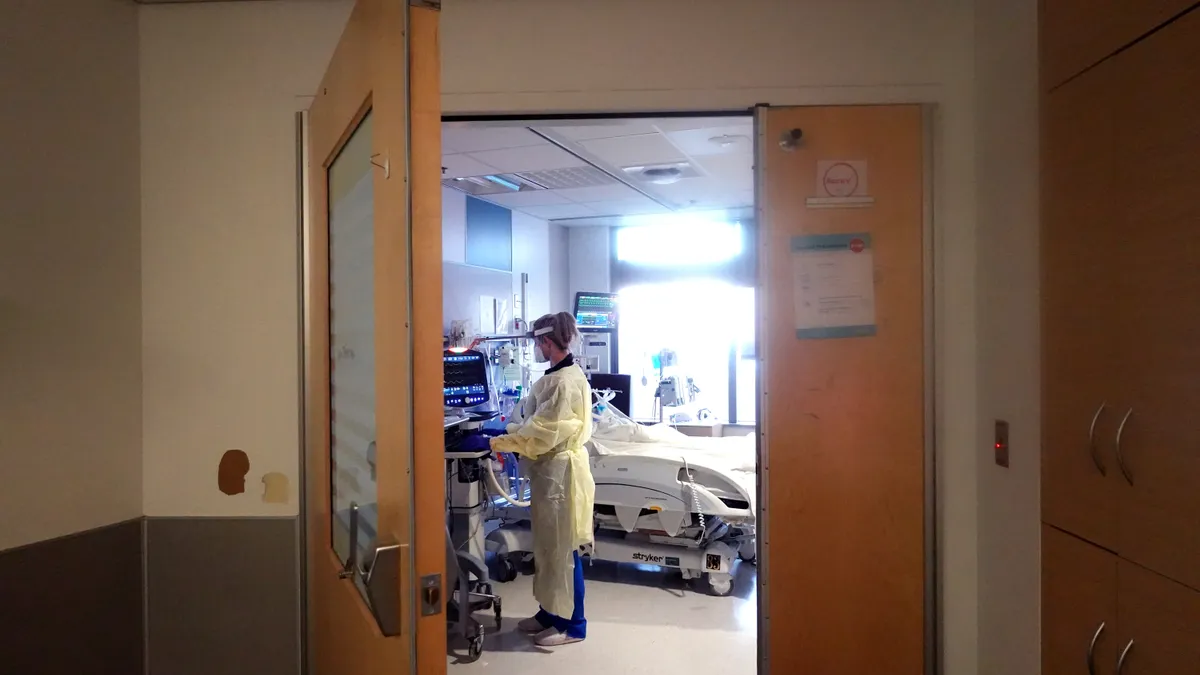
1115,408,1134,486
1087,621,1106,675
1116,639,1134,675
1089,403,1108,476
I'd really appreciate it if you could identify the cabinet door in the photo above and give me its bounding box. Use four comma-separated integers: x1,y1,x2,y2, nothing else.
1116,561,1200,675
1109,9,1200,591
1043,525,1119,675
1041,60,1121,550
1041,0,1195,88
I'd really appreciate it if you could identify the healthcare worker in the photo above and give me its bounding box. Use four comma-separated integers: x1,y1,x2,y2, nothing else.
489,312,595,647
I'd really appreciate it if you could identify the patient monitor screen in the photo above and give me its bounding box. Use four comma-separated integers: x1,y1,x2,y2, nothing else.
574,292,618,330
444,350,488,408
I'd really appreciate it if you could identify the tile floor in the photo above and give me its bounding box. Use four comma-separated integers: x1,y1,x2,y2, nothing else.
448,559,758,673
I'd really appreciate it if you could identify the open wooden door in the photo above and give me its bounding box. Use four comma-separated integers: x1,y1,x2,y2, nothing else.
756,105,929,674
306,1,444,674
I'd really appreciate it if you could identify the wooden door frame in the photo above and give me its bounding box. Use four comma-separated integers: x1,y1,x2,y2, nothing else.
921,103,938,675
296,102,937,673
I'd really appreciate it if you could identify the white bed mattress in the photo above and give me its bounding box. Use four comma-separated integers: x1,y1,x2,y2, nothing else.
588,406,758,496
590,432,756,473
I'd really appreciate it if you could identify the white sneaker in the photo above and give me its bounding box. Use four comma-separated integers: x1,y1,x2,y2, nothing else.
534,628,584,647
518,616,547,633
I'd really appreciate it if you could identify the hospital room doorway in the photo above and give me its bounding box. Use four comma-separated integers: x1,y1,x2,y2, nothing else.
435,105,931,675
440,113,760,672
301,3,930,671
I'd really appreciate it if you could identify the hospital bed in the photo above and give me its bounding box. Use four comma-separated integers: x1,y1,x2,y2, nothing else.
486,398,757,597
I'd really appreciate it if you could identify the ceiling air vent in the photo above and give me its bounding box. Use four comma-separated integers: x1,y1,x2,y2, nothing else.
514,166,617,190
621,161,702,185
441,173,546,197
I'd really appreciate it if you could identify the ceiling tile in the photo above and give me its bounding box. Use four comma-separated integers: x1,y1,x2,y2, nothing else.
652,116,750,132
654,178,755,210
538,121,662,141
475,190,570,208
584,197,671,218
518,203,599,220
442,126,543,154
692,153,755,191
552,183,643,203
441,119,755,222
441,153,499,179
578,133,686,168
665,125,754,157
467,144,587,173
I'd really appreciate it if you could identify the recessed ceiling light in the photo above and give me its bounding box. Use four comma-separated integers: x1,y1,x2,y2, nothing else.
621,161,701,184
641,167,683,184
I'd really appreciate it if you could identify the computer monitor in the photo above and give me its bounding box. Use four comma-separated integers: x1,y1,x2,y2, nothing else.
587,373,632,417
443,349,489,408
573,291,619,331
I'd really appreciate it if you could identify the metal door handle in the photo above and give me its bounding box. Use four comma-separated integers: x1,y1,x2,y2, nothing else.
335,502,405,636
1087,622,1106,675
1116,639,1134,675
1115,408,1134,485
1089,403,1108,476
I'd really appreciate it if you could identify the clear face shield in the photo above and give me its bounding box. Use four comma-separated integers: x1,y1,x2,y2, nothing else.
530,326,554,363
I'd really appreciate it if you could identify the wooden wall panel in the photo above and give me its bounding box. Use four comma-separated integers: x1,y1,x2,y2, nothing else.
1041,0,1196,89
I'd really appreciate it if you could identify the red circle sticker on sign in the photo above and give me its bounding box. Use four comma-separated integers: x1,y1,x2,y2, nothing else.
849,238,866,253
822,162,859,197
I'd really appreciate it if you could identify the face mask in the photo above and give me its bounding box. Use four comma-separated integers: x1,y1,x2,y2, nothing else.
534,340,549,364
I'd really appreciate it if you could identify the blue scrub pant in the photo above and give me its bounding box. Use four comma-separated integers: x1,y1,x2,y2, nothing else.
533,551,587,638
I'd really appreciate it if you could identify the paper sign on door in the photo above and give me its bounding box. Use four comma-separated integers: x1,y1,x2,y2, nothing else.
807,160,874,208
816,160,869,197
791,233,877,339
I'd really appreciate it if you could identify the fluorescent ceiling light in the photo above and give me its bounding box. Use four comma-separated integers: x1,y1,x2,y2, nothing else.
616,214,744,266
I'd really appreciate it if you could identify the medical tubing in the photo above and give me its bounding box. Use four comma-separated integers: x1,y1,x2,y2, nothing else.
485,457,531,507
683,457,706,539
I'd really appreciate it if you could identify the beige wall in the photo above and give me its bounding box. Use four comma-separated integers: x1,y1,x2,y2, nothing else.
137,0,1042,672
974,0,1042,673
139,0,350,517
0,0,142,551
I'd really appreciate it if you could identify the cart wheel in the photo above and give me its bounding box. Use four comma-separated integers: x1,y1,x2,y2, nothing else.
493,597,503,630
468,628,485,662
705,573,735,597
495,555,518,583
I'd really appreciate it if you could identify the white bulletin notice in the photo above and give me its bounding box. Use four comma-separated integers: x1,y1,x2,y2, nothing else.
791,233,877,339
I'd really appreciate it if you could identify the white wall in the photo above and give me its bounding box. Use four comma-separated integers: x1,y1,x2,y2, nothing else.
136,1,1043,671
0,0,143,551
139,0,350,516
975,0,1042,673
567,226,612,299
548,223,571,313
441,186,467,264
441,186,555,327
511,212,552,324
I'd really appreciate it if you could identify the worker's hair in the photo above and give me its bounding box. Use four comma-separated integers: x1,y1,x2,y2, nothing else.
532,312,578,351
